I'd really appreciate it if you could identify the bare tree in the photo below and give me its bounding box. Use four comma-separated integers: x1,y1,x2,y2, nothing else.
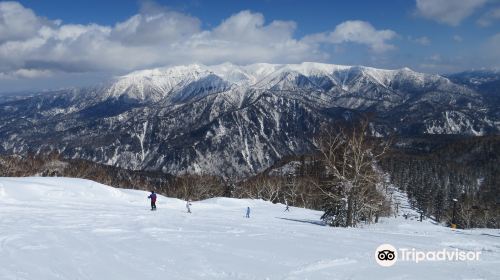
234,175,283,202
314,119,389,227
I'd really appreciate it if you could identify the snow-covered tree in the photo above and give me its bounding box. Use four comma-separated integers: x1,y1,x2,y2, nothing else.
314,120,388,227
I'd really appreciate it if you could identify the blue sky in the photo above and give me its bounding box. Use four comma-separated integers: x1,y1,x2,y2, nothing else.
1,0,499,92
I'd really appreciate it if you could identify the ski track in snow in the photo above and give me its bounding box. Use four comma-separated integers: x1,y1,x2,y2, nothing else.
0,177,499,280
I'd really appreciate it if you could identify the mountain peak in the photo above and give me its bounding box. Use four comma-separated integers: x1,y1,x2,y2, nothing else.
122,63,207,78
98,62,445,102
0,61,497,178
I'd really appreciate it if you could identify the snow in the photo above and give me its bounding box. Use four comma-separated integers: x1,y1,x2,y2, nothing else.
1,177,499,280
268,161,302,176
425,111,485,136
104,62,439,103
137,121,148,162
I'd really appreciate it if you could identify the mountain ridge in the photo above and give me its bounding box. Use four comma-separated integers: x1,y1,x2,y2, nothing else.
0,62,498,177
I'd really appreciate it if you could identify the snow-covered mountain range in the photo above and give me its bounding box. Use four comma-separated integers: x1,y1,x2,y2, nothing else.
1,62,499,177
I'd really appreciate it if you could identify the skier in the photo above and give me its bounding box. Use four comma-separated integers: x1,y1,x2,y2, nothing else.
245,206,251,218
148,191,157,211
284,200,290,212
186,199,192,213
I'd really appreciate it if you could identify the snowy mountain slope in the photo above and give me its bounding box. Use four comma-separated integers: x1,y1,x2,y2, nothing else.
447,70,500,94
0,177,499,280
0,63,499,177
57,62,460,108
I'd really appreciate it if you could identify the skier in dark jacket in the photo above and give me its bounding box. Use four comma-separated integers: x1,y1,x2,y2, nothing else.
148,191,157,210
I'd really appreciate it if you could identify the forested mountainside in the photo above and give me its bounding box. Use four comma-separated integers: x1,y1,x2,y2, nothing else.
239,135,500,228
2,135,499,228
1,63,499,177
379,136,500,228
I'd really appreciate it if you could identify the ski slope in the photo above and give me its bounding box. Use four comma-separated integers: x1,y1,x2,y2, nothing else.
0,177,499,280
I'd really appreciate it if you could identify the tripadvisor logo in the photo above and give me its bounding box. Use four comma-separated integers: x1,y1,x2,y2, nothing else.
375,244,481,267
375,244,397,267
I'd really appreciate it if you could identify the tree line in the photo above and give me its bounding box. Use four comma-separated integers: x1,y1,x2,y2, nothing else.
0,120,392,228
379,136,500,228
3,125,497,228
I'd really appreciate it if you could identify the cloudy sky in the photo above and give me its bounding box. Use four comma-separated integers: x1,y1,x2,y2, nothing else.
1,0,499,92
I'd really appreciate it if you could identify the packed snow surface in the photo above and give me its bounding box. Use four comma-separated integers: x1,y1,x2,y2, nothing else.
1,177,499,279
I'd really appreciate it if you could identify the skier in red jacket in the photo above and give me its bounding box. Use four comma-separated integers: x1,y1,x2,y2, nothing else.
148,191,157,211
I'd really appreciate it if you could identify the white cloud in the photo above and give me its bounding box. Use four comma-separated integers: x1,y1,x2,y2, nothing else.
429,54,441,62
111,9,201,45
0,2,399,81
415,0,487,26
211,11,297,43
409,36,431,46
453,35,464,42
477,7,500,26
0,1,51,43
0,68,53,79
304,20,397,53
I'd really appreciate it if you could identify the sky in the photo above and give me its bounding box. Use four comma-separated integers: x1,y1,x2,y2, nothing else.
0,0,499,93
